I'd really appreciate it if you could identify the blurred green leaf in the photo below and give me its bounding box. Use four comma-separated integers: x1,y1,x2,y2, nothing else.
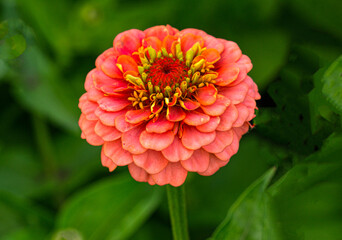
56,174,162,240
321,55,342,116
210,168,279,240
0,34,26,60
0,21,9,39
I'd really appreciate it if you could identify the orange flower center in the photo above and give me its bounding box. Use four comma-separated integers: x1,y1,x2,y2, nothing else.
147,57,189,90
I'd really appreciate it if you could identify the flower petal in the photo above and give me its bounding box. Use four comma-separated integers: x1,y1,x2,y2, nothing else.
152,162,188,187
201,48,220,64
95,108,126,127
195,84,217,106
142,36,162,51
100,56,123,79
128,163,149,182
214,130,240,161
220,82,249,104
79,114,103,146
126,109,151,124
115,114,137,132
121,124,147,154
94,121,121,141
162,136,193,162
113,29,145,55
216,40,242,67
237,54,253,72
133,150,168,174
203,130,234,153
232,104,250,127
146,115,174,133
216,66,240,86
103,140,133,166
93,69,127,93
201,94,230,116
196,116,220,132
181,148,209,172
216,105,238,131
183,111,210,126
98,96,130,112
140,130,174,151
180,33,204,53
95,48,117,70
144,25,175,41
198,154,228,176
181,125,216,150
116,55,139,74
101,148,117,172
166,106,186,122
80,100,98,121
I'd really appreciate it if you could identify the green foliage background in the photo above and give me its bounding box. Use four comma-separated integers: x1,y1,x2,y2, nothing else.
0,0,341,239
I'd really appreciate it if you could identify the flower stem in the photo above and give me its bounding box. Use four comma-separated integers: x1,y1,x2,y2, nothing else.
166,185,190,240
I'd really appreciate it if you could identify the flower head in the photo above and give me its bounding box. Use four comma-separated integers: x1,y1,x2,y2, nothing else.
79,25,260,187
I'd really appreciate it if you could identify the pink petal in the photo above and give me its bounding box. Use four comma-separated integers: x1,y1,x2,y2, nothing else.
144,25,173,41
142,36,162,51
115,114,137,132
152,162,188,187
100,55,123,79
244,76,261,100
101,148,117,172
95,48,117,71
79,114,103,146
95,108,126,127
232,104,250,127
181,125,216,150
80,100,98,121
88,87,104,102
196,116,220,132
220,82,249,104
180,33,204,53
199,154,228,176
162,136,193,162
237,54,253,72
183,111,210,126
216,66,240,86
98,96,130,112
216,105,239,131
179,98,200,110
214,130,240,161
121,124,147,154
84,69,96,91
139,130,174,151
201,48,221,64
195,84,217,106
181,148,209,172
128,163,149,182
201,94,230,116
116,55,139,73
94,121,121,141
133,150,168,174
113,29,145,55
126,109,151,124
166,106,186,122
103,140,133,166
148,176,156,185
203,130,234,153
93,69,127,93
216,40,242,67
146,115,174,133
228,65,247,87
234,123,250,139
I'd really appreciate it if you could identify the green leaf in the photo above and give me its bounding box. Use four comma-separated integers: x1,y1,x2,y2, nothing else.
56,174,162,240
321,55,342,116
210,168,278,240
0,34,26,60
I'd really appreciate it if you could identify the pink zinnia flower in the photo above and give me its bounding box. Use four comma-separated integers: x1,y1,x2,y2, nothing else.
78,25,260,187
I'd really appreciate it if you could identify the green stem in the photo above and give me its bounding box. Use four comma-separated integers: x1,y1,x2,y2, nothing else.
166,185,190,240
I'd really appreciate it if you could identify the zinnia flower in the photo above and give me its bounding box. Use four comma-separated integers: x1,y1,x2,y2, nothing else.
78,25,260,187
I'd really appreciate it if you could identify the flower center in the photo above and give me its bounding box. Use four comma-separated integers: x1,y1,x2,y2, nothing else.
147,57,189,89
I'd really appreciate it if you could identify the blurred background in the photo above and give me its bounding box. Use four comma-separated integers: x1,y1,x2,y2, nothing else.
0,0,342,239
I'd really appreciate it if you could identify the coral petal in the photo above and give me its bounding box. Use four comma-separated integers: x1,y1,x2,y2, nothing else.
101,56,123,79
113,29,144,55
183,111,210,126
181,125,216,150
93,70,127,93
133,150,168,174
128,163,149,182
162,35,178,53
95,48,117,70
162,137,193,162
166,106,186,122
214,130,240,161
116,55,138,73
203,130,234,153
85,69,96,91
140,130,174,151
216,67,240,86
237,55,253,72
232,104,250,127
121,124,147,154
216,40,242,67
142,36,162,51
201,48,221,64
195,84,217,106
146,115,174,133
196,116,220,132
220,82,249,104
103,140,133,166
101,148,117,172
80,100,98,121
179,98,200,110
216,105,238,131
199,155,228,176
180,33,204,53
95,108,125,126
115,114,137,132
126,109,152,124
152,162,188,187
98,96,130,112
144,25,174,41
79,114,103,146
94,121,121,141
201,94,230,116
181,148,209,172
